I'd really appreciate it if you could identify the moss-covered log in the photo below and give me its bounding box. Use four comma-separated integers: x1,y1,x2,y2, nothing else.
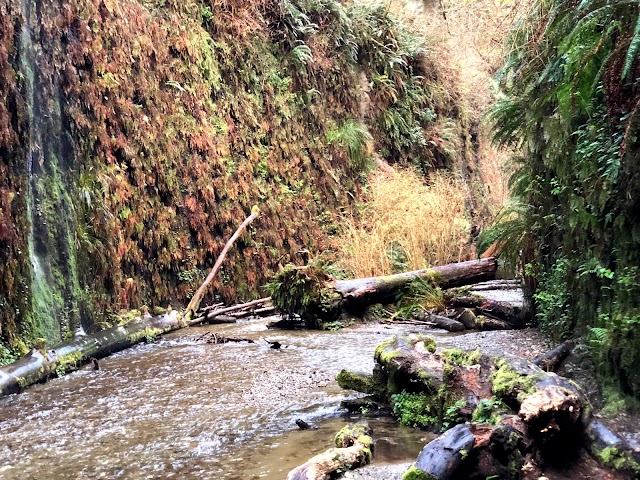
268,258,497,327
0,312,182,396
287,422,373,480
0,299,273,397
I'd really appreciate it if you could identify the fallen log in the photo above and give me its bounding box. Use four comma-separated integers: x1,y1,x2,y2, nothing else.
287,422,373,480
532,340,574,371
268,258,497,327
415,312,465,332
450,296,523,328
184,207,259,321
0,312,181,396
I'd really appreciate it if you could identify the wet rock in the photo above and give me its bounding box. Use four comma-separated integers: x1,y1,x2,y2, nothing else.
296,419,318,430
340,396,390,415
336,369,385,398
407,423,475,480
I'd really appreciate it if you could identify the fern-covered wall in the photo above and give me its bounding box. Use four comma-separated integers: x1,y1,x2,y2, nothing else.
0,0,462,356
490,0,640,398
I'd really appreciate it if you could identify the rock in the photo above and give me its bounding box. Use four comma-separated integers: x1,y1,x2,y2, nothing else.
406,423,475,480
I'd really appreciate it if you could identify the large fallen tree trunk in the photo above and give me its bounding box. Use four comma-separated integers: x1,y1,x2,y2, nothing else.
0,311,182,396
268,257,497,327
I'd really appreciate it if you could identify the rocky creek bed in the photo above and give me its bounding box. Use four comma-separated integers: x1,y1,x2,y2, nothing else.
0,314,636,479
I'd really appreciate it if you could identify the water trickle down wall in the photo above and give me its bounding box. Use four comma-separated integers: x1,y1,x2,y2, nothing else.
18,0,81,344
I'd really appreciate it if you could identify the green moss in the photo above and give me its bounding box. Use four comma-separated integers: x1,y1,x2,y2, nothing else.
443,349,482,366
391,390,440,428
54,350,85,377
336,369,385,397
129,327,163,343
334,423,372,448
113,309,142,326
411,334,437,353
596,447,640,475
402,465,435,480
491,362,538,402
374,337,401,365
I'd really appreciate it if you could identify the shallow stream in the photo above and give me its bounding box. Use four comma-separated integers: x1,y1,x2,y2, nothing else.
0,318,446,479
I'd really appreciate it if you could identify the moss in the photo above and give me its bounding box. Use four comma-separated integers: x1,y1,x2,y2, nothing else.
152,306,167,315
336,369,385,397
411,334,437,353
442,348,482,366
596,447,640,475
374,337,401,365
402,465,435,480
491,362,538,402
334,423,371,448
113,309,142,326
128,327,163,343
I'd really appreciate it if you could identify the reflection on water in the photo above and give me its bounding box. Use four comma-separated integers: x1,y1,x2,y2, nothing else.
0,319,438,479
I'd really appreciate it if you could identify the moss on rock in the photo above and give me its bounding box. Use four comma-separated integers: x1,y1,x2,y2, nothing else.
491,361,538,402
402,465,435,480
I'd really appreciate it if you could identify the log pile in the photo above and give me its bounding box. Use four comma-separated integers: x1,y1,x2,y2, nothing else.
335,334,631,479
267,258,498,328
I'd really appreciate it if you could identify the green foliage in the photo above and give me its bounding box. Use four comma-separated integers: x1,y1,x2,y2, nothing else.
395,276,444,319
265,262,342,328
491,0,640,398
441,399,466,431
471,397,504,424
596,447,640,475
327,120,373,172
0,342,19,366
391,390,439,428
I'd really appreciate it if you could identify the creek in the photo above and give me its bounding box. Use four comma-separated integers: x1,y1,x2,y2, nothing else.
0,317,448,479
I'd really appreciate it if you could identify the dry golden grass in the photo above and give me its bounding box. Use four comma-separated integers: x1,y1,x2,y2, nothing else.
337,166,474,278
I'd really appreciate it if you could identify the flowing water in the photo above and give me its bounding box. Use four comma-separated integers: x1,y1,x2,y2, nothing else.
18,0,81,343
0,318,446,479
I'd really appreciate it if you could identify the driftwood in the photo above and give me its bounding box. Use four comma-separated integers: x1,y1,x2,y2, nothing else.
195,332,255,344
287,422,373,480
451,296,523,328
426,313,465,332
191,297,273,324
336,258,498,306
184,207,259,321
